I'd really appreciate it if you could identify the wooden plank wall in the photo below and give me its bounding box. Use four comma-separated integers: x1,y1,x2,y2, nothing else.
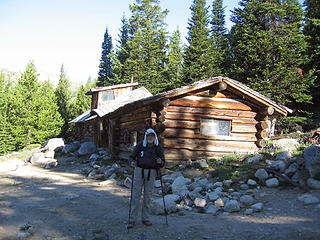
159,91,260,162
116,106,152,160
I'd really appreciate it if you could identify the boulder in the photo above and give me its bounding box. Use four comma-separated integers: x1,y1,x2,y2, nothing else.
240,184,249,190
43,138,65,151
194,198,207,208
89,153,100,161
29,153,57,168
214,198,225,207
44,150,55,158
172,176,191,194
240,195,254,206
244,209,254,215
298,193,320,205
152,194,179,214
224,200,240,212
78,142,97,156
275,151,292,162
254,169,269,181
265,178,279,188
205,205,220,215
62,141,80,154
271,138,299,152
44,159,58,169
207,192,219,201
247,179,258,186
303,145,320,178
162,172,182,183
291,171,302,183
213,182,223,188
154,180,161,188
104,167,119,179
245,154,264,164
223,180,233,188
197,159,209,168
270,160,287,173
29,153,44,163
307,178,320,190
251,202,263,212
285,163,298,176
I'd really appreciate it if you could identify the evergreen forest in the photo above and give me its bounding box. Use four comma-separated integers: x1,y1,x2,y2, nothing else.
1,0,319,155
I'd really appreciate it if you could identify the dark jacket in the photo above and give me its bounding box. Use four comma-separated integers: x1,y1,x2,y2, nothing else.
129,141,165,169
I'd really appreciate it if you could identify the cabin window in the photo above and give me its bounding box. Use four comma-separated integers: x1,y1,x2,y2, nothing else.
130,131,138,146
101,90,115,102
200,118,231,136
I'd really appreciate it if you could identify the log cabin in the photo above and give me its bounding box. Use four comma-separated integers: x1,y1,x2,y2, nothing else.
70,77,291,165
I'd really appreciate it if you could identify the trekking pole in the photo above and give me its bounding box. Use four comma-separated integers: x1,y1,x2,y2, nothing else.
127,166,135,231
158,169,168,226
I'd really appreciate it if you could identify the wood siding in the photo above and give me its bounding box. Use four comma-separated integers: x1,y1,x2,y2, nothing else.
160,92,260,161
116,106,152,159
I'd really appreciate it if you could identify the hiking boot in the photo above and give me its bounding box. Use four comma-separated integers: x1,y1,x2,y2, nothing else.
142,220,152,226
127,222,135,229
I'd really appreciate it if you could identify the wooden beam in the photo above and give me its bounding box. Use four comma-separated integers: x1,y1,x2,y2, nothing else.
263,106,275,116
256,129,268,139
119,118,149,130
163,128,257,141
166,105,257,118
119,110,150,123
218,81,227,91
257,121,268,130
170,95,252,111
164,138,258,152
231,123,257,133
256,139,266,148
165,111,257,124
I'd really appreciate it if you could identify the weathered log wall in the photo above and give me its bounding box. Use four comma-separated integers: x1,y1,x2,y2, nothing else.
115,106,152,159
159,93,261,161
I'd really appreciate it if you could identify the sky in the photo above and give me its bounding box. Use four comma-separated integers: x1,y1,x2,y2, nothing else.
0,0,304,88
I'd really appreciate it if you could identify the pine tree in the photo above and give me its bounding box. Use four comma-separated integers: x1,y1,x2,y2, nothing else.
123,0,168,94
229,0,312,106
210,0,230,75
55,64,72,137
304,0,320,106
97,27,113,87
8,62,41,148
70,85,91,119
0,72,15,154
163,29,184,91
110,15,131,85
34,80,63,143
183,0,212,85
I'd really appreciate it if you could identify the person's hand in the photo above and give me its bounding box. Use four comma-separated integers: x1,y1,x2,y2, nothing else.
131,161,137,168
156,158,162,164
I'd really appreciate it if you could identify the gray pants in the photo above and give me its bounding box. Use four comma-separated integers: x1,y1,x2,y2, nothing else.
129,167,157,223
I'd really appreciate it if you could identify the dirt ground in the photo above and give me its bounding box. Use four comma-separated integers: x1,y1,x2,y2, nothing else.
1,154,320,240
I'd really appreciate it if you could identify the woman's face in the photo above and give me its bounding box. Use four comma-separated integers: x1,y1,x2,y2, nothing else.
146,133,155,144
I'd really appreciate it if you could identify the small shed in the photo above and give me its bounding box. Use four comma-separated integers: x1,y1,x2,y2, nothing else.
71,77,291,164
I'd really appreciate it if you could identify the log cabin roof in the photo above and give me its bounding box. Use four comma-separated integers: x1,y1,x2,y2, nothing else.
106,76,291,118
86,82,139,95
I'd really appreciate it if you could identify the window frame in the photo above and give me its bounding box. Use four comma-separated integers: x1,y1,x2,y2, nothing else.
200,118,231,137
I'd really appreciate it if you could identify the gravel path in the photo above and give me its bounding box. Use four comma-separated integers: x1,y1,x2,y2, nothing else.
0,156,320,240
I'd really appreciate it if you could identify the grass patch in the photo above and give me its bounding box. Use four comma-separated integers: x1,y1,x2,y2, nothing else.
22,144,41,151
